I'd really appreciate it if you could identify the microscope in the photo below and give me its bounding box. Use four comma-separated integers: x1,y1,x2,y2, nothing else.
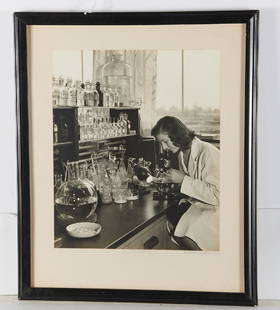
152,152,181,201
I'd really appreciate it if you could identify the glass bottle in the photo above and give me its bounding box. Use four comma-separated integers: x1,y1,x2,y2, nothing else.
92,82,99,107
84,81,90,106
59,79,68,106
107,88,114,107
52,76,60,106
120,113,128,135
77,83,85,106
67,79,77,106
112,118,119,137
119,115,126,136
103,87,110,107
57,76,64,106
92,118,97,140
53,121,58,144
126,159,139,201
88,82,94,106
125,113,131,134
95,82,103,107
113,88,120,107
86,109,93,125
58,76,64,88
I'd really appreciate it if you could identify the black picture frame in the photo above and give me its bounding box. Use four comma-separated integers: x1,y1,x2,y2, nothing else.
15,10,258,306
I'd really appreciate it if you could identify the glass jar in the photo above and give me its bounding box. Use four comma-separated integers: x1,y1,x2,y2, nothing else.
101,52,132,106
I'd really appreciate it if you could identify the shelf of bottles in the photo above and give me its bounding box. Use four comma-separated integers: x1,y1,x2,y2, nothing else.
52,76,142,109
78,107,135,142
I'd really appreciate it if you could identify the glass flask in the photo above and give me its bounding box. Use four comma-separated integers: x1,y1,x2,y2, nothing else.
127,159,139,201
111,156,128,204
101,52,132,106
97,161,113,204
55,162,98,226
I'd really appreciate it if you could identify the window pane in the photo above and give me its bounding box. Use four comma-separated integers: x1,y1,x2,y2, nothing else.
153,50,220,147
155,50,182,120
183,50,220,142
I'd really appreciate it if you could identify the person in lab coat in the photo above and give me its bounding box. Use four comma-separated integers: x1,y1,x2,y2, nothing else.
151,116,219,251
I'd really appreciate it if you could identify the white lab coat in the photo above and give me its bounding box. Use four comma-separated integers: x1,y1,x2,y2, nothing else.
174,137,219,251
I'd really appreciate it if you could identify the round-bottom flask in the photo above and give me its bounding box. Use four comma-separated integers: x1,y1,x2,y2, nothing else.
55,163,98,226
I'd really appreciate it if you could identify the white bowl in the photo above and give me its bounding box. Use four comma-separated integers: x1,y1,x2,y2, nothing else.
66,222,102,238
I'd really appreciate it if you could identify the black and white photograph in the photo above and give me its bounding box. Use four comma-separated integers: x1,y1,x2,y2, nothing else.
53,49,220,251
15,11,258,305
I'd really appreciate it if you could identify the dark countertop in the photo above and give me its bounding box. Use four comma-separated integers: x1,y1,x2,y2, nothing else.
55,190,170,249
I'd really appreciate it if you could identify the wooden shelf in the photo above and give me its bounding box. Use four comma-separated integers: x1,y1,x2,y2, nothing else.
54,141,73,147
109,106,140,110
79,133,136,144
53,105,140,110
53,106,77,109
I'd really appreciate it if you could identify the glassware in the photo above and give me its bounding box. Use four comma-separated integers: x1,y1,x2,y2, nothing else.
112,118,118,137
77,83,85,106
110,169,127,204
118,156,128,183
52,76,60,106
95,82,103,106
125,113,131,134
101,51,132,106
122,113,128,135
92,82,99,107
67,80,77,106
54,173,63,192
84,81,91,106
59,79,68,106
112,187,127,204
55,162,98,226
89,158,100,191
97,162,113,204
113,88,120,107
116,118,123,136
103,87,110,107
76,81,83,106
107,88,114,107
110,155,128,204
53,121,58,144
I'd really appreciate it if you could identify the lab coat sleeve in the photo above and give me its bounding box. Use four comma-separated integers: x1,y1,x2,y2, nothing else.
180,148,219,205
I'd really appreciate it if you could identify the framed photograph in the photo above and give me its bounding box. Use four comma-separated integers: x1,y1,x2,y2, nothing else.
15,11,258,306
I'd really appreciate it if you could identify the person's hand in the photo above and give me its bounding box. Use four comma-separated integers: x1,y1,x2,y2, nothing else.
163,169,185,184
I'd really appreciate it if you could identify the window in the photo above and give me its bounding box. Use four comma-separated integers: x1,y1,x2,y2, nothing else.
154,50,220,144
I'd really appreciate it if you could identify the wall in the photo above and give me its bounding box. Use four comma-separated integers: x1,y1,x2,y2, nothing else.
0,0,279,300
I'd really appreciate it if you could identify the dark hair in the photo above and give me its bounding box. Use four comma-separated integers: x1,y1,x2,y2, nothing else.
151,116,195,151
